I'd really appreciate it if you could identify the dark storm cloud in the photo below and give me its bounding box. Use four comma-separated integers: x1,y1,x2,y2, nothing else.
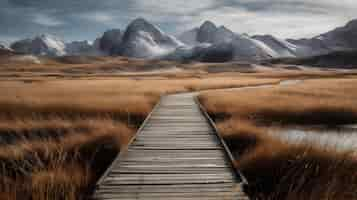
0,0,134,41
0,0,356,42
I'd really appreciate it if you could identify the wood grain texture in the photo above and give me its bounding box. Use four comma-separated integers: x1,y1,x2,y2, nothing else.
93,93,249,199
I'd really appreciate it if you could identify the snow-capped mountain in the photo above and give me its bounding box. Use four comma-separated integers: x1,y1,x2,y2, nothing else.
178,21,235,45
10,34,104,57
174,21,272,61
7,18,357,63
164,34,272,62
11,34,66,57
112,18,183,58
94,29,123,54
285,19,357,57
176,19,357,61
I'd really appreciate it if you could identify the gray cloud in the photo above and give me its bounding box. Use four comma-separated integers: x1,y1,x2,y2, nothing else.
32,13,65,27
0,0,356,42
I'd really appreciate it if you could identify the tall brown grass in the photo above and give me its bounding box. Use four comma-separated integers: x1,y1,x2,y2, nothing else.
1,63,354,199
0,78,153,199
0,73,284,199
0,118,133,200
201,79,357,126
200,78,357,199
237,138,357,200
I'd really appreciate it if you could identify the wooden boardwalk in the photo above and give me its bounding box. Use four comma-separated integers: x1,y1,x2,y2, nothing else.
93,93,249,200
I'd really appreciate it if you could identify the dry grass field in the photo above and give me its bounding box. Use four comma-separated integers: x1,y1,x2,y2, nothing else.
0,56,293,200
199,78,357,199
1,54,357,199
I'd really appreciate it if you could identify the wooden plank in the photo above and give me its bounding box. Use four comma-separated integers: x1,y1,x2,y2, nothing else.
97,183,239,190
116,161,229,166
133,140,219,144
138,131,216,134
95,192,240,198
112,163,229,168
132,141,219,145
120,155,226,160
103,178,234,185
93,93,249,200
111,169,231,173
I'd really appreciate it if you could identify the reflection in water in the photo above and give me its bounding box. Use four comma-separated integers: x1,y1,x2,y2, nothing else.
270,126,357,152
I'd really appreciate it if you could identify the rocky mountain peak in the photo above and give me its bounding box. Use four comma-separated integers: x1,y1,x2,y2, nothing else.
200,21,217,31
125,18,161,35
197,21,218,43
98,29,122,53
113,18,182,58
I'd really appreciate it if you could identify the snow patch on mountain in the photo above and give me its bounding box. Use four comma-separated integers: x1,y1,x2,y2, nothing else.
10,34,66,56
134,30,174,57
252,35,297,58
113,18,183,58
250,38,280,58
41,35,66,55
230,35,272,61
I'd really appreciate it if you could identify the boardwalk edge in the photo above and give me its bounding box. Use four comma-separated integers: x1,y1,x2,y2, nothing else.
96,96,163,186
194,96,249,186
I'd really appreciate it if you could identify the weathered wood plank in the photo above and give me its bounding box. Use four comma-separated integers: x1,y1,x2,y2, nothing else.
93,93,249,200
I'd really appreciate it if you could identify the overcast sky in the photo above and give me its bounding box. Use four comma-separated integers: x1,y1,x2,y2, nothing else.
1,0,356,42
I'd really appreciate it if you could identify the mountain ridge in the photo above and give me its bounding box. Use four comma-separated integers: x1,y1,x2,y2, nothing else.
7,18,357,63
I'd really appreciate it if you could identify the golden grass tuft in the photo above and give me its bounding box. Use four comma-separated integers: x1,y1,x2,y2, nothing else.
31,166,91,200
